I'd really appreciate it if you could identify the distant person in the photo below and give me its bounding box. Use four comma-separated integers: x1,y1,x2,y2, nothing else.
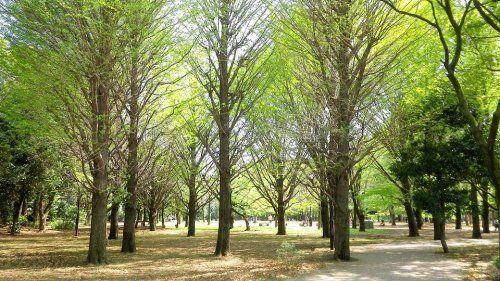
493,219,499,231
380,220,385,227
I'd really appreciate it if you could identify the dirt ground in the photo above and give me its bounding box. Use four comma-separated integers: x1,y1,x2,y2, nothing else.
0,222,498,280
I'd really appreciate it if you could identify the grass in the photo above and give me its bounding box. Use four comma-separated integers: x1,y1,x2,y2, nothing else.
0,223,386,281
1,222,497,280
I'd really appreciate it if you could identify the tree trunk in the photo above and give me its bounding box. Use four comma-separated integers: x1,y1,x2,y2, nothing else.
320,196,330,238
276,183,286,235
415,208,423,229
10,194,25,235
351,189,365,232
75,192,81,237
470,185,482,239
187,175,197,236
38,192,55,232
329,199,334,250
184,214,189,228
142,206,146,227
161,208,165,229
175,212,180,228
244,216,250,231
455,204,462,230
207,200,211,225
108,202,119,239
87,189,108,264
389,205,396,226
481,189,490,233
32,195,41,227
149,207,157,231
352,209,357,229
433,212,448,253
135,207,141,229
21,197,28,216
330,168,350,260
403,201,419,237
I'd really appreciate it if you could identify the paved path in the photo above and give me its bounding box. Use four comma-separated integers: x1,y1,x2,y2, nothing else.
292,238,496,281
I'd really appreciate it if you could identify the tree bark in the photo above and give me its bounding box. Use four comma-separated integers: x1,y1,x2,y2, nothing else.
75,192,81,237
207,200,211,225
276,180,286,235
470,185,482,239
87,190,108,264
433,212,448,253
161,208,165,229
214,1,232,257
142,206,146,227
403,201,419,237
244,216,250,231
149,207,157,231
10,193,25,235
320,196,330,238
135,207,141,229
38,193,55,232
108,202,119,239
187,174,197,236
481,188,490,233
389,205,396,226
415,208,423,229
455,204,462,230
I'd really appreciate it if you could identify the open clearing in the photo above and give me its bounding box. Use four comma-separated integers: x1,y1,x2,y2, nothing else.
0,222,498,280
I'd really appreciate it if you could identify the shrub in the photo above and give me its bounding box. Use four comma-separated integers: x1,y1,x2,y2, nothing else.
50,219,74,231
276,240,300,267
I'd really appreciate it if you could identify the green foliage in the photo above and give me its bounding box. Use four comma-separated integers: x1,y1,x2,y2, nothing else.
50,219,75,231
276,240,300,266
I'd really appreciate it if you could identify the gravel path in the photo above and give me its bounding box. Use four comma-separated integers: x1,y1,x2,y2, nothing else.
292,238,496,281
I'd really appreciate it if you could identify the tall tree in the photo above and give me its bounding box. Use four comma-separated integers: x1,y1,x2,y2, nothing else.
190,0,271,256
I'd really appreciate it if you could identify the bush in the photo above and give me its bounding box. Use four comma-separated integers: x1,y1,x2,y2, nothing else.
50,219,74,231
276,240,300,267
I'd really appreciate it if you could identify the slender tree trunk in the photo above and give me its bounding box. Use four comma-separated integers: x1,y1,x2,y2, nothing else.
135,207,141,229
352,209,357,229
455,204,462,230
32,195,41,227
187,174,197,236
149,207,157,231
329,199,334,250
481,188,490,233
207,200,211,226
21,197,28,216
351,190,365,232
142,206,146,227
75,192,81,237
470,185,482,239
276,182,286,235
175,212,180,228
184,214,189,228
403,201,419,237
161,208,165,228
389,206,396,226
244,216,250,231
214,2,232,257
108,202,119,239
10,193,25,235
415,208,423,229
320,196,330,238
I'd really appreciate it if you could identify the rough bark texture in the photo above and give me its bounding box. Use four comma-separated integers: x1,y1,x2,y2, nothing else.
276,180,286,235
87,190,108,264
455,204,462,230
481,189,490,233
149,207,157,231
403,202,419,237
433,212,448,253
10,194,24,235
320,197,330,238
75,193,81,237
187,174,197,237
108,202,119,239
415,208,423,229
121,72,139,252
214,1,232,257
470,186,482,239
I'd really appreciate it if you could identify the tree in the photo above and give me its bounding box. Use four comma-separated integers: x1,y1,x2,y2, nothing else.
190,0,271,256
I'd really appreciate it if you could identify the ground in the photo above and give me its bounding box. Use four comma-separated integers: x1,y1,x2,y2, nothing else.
0,221,498,280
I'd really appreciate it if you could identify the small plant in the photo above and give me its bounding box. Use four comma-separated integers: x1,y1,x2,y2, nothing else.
493,254,500,269
276,240,300,268
50,219,74,231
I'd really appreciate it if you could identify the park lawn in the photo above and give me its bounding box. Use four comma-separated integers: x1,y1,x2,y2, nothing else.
448,243,500,281
0,225,387,281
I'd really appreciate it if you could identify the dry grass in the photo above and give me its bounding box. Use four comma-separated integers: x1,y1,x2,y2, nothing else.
0,224,385,281
448,243,500,281
1,223,497,280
